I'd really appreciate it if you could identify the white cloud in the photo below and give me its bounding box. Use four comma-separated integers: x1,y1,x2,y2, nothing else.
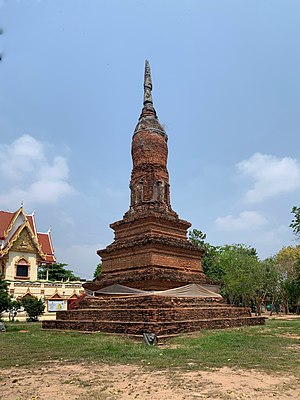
243,225,292,259
215,211,267,231
0,134,45,180
0,134,74,207
237,153,300,202
37,156,69,181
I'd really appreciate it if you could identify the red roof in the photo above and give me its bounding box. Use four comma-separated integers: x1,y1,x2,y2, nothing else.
0,210,16,239
37,232,56,263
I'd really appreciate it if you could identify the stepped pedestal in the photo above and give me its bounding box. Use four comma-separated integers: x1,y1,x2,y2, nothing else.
43,295,265,336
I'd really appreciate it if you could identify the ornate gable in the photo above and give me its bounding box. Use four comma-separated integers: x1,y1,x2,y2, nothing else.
10,225,44,259
68,290,79,300
48,290,64,300
11,228,36,253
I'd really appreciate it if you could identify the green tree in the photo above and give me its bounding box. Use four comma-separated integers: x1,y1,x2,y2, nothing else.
253,257,280,315
293,259,300,306
215,244,259,307
275,245,300,279
21,296,45,321
275,246,300,313
188,229,223,283
280,259,300,313
8,300,21,321
38,263,80,281
189,229,207,249
201,245,225,283
93,263,102,279
0,278,11,319
188,230,291,313
290,206,300,239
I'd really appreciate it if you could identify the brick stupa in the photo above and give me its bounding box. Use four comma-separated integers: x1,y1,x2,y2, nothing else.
43,61,265,336
87,60,209,292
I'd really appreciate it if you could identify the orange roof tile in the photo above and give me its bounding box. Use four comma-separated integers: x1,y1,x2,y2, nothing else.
37,232,56,264
0,210,16,239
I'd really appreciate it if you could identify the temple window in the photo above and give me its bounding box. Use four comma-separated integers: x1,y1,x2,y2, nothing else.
16,258,29,278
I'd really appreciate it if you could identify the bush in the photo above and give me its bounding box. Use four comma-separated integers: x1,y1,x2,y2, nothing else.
0,279,11,319
21,296,45,321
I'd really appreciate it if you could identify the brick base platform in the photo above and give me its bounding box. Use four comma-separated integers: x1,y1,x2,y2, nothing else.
42,295,265,336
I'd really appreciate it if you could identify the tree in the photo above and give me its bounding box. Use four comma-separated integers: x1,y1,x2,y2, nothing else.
275,245,300,313
217,245,281,315
290,206,300,239
253,257,279,316
93,263,102,279
38,263,80,281
8,300,21,321
189,229,223,283
189,229,207,249
275,246,300,280
21,296,45,321
293,259,300,308
215,244,259,307
0,278,11,319
189,228,300,314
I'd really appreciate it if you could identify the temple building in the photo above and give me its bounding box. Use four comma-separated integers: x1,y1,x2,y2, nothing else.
43,61,264,335
0,206,84,317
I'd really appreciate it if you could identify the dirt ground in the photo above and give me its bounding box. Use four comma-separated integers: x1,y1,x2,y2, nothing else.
1,362,300,400
2,315,299,400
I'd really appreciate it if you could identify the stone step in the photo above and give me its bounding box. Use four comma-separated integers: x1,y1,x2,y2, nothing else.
57,306,250,322
42,316,265,336
85,303,232,309
79,303,235,310
82,297,232,309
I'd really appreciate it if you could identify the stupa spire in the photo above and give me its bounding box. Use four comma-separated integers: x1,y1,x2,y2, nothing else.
143,60,153,105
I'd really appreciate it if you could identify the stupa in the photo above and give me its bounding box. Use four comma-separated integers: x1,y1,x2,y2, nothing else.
43,61,265,336
87,60,210,292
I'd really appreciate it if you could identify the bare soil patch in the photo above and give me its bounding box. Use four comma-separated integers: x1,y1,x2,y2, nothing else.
267,314,300,321
1,362,299,400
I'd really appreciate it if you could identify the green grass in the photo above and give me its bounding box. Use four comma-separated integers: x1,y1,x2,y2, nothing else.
1,319,299,373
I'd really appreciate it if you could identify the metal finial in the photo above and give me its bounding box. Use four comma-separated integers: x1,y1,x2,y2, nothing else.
144,60,153,105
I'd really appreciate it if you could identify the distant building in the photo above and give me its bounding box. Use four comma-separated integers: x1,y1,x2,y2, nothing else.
0,206,84,318
0,206,56,280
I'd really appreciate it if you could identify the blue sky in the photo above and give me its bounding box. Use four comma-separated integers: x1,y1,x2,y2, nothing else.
1,0,300,279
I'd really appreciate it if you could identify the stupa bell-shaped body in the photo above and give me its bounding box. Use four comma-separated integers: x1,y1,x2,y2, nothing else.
128,60,173,215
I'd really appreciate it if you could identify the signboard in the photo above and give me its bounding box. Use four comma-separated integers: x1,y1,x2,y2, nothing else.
48,300,65,312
